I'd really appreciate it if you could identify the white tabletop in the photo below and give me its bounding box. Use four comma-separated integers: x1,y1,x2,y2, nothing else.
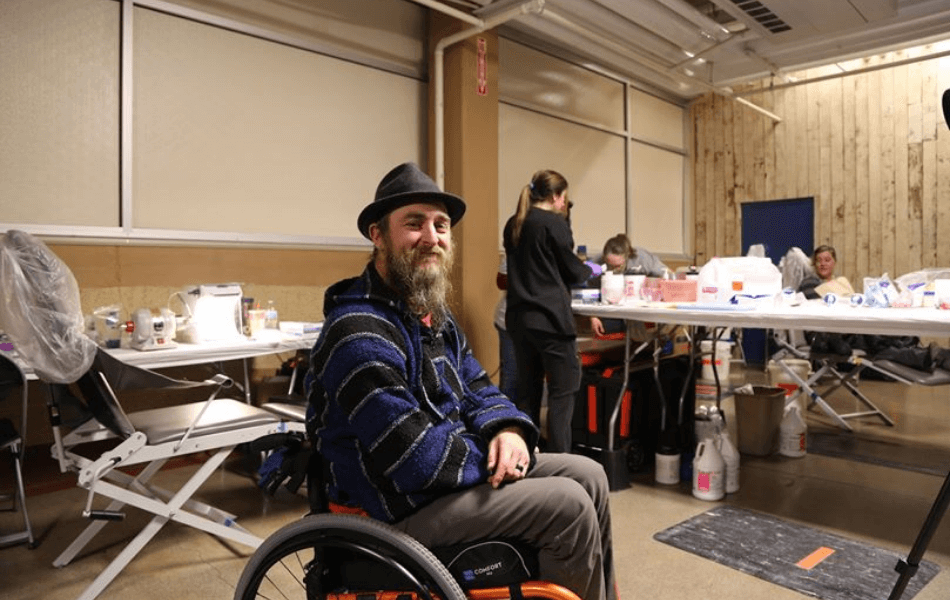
572,300,950,339
11,330,320,381
106,334,318,369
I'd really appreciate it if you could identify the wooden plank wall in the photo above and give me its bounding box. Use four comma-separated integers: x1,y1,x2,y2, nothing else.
690,47,950,287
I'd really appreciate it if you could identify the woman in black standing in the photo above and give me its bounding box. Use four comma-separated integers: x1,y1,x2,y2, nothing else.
504,170,600,452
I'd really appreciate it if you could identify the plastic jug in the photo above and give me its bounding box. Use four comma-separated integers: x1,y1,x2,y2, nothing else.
779,403,807,458
696,259,722,303
716,430,740,494
692,438,725,501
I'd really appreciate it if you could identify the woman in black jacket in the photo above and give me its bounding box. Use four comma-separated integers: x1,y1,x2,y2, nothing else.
504,170,600,452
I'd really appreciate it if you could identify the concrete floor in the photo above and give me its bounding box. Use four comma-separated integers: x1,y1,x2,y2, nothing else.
2,363,949,600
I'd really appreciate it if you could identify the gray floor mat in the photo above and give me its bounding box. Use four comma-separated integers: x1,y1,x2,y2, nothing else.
654,505,940,600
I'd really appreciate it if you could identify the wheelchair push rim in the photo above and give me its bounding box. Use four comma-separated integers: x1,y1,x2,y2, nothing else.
234,513,466,600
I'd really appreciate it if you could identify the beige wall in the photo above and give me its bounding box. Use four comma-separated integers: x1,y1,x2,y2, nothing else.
690,48,950,286
5,243,367,445
429,15,503,379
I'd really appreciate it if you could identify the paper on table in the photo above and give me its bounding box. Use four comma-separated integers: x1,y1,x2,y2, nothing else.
815,276,855,297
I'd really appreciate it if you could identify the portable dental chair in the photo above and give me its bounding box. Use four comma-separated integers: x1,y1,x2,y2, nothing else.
0,230,306,600
770,247,895,430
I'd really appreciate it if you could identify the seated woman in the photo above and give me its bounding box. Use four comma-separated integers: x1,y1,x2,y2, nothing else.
600,233,668,278
797,245,853,354
798,244,853,300
590,234,668,337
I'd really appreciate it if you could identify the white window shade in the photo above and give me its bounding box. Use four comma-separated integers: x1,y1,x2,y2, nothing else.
499,104,626,255
629,142,685,254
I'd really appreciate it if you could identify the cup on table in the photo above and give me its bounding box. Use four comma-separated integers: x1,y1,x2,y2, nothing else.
247,309,267,337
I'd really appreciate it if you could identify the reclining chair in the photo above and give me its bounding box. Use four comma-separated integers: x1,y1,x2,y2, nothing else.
770,247,895,431
0,230,305,600
0,354,34,548
770,334,896,431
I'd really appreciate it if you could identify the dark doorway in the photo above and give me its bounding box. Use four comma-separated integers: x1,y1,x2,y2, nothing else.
740,197,814,364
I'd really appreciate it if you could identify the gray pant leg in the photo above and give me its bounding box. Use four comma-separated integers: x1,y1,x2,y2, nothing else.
393,453,617,600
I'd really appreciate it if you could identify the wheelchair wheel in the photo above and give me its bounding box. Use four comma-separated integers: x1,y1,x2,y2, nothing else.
234,513,466,600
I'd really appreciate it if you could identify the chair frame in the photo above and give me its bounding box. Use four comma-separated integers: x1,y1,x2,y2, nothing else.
0,354,34,549
48,355,306,600
771,331,896,430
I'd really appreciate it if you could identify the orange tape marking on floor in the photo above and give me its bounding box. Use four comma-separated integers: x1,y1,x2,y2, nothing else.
796,546,836,570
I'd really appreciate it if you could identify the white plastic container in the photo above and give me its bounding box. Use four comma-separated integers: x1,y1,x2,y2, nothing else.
654,448,681,485
717,431,740,494
601,271,624,304
696,256,782,304
624,273,646,302
700,340,733,382
696,259,721,303
779,403,807,458
692,438,725,501
768,359,811,408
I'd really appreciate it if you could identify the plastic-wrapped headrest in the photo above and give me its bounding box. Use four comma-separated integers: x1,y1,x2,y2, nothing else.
778,247,815,291
0,230,96,383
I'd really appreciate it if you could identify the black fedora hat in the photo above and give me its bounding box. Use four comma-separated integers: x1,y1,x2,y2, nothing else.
944,88,950,130
357,162,466,239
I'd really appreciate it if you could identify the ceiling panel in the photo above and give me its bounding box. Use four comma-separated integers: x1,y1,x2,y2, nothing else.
459,0,950,100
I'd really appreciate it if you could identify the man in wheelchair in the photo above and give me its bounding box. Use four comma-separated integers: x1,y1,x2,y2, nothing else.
303,163,618,600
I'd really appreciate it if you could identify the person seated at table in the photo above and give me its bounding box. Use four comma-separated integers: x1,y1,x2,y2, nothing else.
796,245,918,362
796,245,855,355
798,244,853,300
590,234,668,337
600,233,668,278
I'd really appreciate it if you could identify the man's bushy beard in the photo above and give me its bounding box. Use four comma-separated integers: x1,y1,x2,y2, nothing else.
385,242,454,329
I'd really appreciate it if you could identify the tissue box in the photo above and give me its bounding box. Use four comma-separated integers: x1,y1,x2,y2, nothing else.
572,288,601,304
660,279,697,302
278,321,323,336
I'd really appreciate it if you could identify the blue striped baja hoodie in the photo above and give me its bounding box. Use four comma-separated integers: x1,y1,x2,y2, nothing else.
305,263,540,523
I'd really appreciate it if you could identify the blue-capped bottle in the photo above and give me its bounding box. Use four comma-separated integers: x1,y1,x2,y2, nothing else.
264,300,279,329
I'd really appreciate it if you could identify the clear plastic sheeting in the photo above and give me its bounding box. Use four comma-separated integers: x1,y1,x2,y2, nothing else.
895,268,950,293
778,247,815,291
0,230,96,383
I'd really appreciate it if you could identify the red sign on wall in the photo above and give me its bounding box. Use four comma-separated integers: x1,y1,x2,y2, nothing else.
476,37,487,96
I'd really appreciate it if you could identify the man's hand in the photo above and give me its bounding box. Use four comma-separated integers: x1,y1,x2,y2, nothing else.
591,316,605,337
486,427,531,489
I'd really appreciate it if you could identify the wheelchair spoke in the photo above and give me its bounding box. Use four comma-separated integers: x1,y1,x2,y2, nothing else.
234,514,465,600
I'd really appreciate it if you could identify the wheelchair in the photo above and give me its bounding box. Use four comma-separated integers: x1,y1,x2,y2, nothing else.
233,449,582,600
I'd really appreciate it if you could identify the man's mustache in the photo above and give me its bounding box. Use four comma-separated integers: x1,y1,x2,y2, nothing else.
414,247,447,262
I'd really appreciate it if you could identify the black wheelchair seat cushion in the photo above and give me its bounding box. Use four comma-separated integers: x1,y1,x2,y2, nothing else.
432,539,539,590
325,538,539,592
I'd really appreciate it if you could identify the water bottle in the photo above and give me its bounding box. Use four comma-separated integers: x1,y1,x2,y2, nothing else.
779,403,807,458
692,438,725,501
264,300,279,329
